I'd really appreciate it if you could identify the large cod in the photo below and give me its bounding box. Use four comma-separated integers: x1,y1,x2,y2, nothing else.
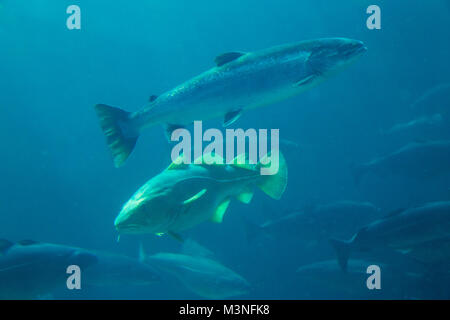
114,153,287,237
95,38,367,167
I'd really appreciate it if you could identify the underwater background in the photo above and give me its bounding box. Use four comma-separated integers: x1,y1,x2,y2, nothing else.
1,0,450,299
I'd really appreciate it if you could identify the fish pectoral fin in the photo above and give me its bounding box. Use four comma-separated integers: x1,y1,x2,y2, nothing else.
164,124,186,141
210,199,231,223
155,232,185,243
183,189,207,205
149,95,158,102
223,109,243,127
215,52,246,67
293,75,315,87
237,188,254,204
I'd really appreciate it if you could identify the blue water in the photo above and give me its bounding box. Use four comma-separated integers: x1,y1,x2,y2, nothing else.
1,0,450,299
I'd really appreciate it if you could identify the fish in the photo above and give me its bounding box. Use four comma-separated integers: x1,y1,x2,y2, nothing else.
0,239,98,299
410,82,450,113
114,152,287,236
244,201,380,243
82,251,160,287
329,201,450,272
398,236,450,266
296,259,425,299
351,140,450,185
94,38,367,167
381,113,443,135
143,240,251,299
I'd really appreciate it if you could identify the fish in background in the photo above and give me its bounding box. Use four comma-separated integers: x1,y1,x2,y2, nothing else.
244,201,380,244
279,139,300,148
142,240,251,299
94,38,367,167
351,140,450,185
0,239,98,300
296,259,427,299
410,82,450,114
400,236,450,267
381,114,443,136
82,251,160,288
329,201,450,272
114,152,287,239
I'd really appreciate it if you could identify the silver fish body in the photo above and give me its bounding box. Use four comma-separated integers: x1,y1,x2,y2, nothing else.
95,38,366,167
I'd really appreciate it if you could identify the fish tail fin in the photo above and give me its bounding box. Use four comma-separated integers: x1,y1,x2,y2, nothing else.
329,238,353,272
94,104,139,167
257,151,288,200
242,218,265,244
350,162,366,186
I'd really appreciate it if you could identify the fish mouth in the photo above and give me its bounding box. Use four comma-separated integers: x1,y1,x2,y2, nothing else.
342,40,367,59
307,39,367,76
114,212,142,233
115,223,144,234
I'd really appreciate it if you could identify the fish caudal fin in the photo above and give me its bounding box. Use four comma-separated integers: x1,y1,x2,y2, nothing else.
257,151,288,200
329,238,352,272
94,104,139,167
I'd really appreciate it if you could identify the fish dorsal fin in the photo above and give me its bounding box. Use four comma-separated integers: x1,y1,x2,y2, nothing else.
183,189,207,205
210,198,231,223
384,208,405,219
194,152,225,166
215,52,246,67
18,239,39,246
0,239,14,253
149,95,158,102
167,154,190,170
231,153,257,171
182,239,214,258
